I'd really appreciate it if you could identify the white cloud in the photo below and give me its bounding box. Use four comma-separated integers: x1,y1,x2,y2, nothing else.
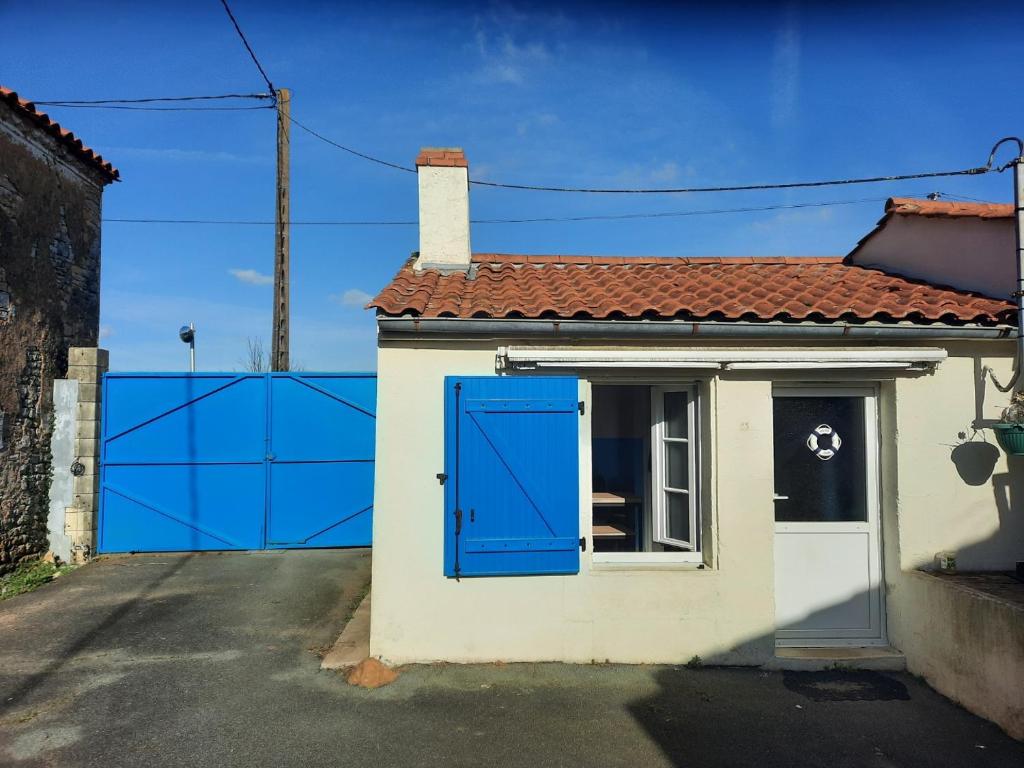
100,289,376,372
751,206,835,232
99,325,114,340
516,112,561,136
229,268,274,286
107,147,267,165
771,2,801,129
610,160,697,188
473,27,551,86
330,289,373,308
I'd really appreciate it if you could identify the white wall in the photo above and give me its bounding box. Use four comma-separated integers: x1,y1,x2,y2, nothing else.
850,216,1014,299
370,338,1021,665
416,165,471,270
891,343,1023,571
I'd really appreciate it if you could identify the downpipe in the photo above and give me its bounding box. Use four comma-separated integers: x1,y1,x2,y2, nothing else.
985,138,1024,392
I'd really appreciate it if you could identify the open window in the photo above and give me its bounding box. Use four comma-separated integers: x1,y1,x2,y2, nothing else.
590,384,703,563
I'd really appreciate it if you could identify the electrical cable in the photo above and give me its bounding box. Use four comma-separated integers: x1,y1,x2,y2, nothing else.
287,114,417,174
287,120,1022,195
218,0,276,94
32,94,272,105
102,196,888,227
35,104,275,112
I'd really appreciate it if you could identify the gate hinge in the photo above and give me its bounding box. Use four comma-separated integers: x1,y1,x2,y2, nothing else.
578,401,585,415
436,472,448,485
580,536,587,552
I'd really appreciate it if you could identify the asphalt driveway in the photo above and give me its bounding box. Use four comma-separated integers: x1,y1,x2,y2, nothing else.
1,551,1021,768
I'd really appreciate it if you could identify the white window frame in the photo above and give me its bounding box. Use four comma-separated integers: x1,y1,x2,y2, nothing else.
651,385,700,556
590,383,705,566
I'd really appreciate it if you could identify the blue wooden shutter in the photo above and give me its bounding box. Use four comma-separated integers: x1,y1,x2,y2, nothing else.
444,376,580,577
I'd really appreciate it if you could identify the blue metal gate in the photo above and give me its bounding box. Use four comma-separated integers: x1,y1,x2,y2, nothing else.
98,372,376,553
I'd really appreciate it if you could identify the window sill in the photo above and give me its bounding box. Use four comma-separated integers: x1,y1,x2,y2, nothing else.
590,557,710,573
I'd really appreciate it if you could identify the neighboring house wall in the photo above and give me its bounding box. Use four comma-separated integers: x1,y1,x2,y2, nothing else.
849,216,1014,299
0,103,106,573
370,337,1019,665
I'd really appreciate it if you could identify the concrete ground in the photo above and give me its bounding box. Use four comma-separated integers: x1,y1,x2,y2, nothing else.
0,552,1021,768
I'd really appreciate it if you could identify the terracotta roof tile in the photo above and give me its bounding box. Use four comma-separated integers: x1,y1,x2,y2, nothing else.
1,86,119,182
369,254,1014,326
887,197,1012,219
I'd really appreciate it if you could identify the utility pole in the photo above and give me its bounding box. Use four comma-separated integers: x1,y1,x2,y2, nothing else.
272,87,291,372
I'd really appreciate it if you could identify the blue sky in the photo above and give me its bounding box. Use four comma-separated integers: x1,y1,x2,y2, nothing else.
3,1,1023,371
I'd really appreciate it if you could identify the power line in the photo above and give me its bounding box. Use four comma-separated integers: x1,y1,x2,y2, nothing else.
929,191,1002,204
287,118,1021,195
218,0,275,94
32,93,272,105
36,104,275,112
287,115,417,174
101,196,887,227
468,166,993,194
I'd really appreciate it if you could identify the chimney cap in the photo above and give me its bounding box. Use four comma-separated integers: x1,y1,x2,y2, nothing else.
416,147,468,168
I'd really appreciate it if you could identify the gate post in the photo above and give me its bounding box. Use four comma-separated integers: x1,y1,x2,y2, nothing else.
62,347,108,563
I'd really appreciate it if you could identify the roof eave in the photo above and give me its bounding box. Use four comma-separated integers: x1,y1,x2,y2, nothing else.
375,315,1016,341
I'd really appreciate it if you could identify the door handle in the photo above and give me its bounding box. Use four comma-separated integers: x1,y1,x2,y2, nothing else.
773,494,789,501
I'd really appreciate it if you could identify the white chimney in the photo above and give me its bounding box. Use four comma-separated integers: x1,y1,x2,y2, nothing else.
415,147,471,271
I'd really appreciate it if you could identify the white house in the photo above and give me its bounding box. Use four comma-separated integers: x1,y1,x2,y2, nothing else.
367,148,1023,736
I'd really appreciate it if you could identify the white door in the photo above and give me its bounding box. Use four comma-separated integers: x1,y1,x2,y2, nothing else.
772,387,885,647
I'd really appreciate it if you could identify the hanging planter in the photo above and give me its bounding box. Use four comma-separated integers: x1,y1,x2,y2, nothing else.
994,391,1024,456
993,423,1024,456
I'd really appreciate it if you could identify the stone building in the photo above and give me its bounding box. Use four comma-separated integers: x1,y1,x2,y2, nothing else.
0,86,118,573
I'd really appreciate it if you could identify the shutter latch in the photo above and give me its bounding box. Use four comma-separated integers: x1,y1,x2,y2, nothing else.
579,537,587,551
578,401,585,415
436,472,448,485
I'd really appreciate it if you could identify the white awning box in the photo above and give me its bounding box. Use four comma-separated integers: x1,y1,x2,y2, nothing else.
497,346,948,371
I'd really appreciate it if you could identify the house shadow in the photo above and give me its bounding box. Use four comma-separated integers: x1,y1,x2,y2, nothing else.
624,521,1023,767
625,361,1024,764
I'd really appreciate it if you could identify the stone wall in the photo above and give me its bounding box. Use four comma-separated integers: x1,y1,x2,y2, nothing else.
0,102,108,573
64,348,107,562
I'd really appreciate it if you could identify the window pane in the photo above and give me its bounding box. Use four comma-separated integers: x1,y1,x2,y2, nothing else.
663,391,688,438
666,491,690,542
665,441,688,490
772,396,867,523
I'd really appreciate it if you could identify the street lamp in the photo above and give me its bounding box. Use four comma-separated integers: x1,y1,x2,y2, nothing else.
179,322,196,372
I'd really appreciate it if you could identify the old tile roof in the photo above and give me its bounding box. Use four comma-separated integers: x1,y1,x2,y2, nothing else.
887,197,1012,219
369,254,1014,325
1,86,119,183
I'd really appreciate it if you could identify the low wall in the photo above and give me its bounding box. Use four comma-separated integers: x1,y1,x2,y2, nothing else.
891,570,1024,740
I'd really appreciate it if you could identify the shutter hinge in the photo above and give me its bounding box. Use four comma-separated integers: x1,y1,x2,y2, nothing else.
578,401,585,415
580,536,587,551
436,472,448,485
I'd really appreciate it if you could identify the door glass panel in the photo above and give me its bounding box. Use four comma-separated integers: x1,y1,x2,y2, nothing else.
773,396,867,523
665,441,688,490
666,490,690,542
663,392,687,439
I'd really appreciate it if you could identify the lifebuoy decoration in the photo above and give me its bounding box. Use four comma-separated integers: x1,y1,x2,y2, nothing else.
806,424,842,460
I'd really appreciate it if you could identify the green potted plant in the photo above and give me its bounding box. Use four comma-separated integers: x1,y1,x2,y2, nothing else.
993,390,1024,456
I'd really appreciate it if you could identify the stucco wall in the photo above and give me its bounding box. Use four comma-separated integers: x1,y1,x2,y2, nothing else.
0,102,107,572
889,571,1024,741
890,345,1023,572
850,215,1014,299
416,165,471,269
370,337,1021,665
